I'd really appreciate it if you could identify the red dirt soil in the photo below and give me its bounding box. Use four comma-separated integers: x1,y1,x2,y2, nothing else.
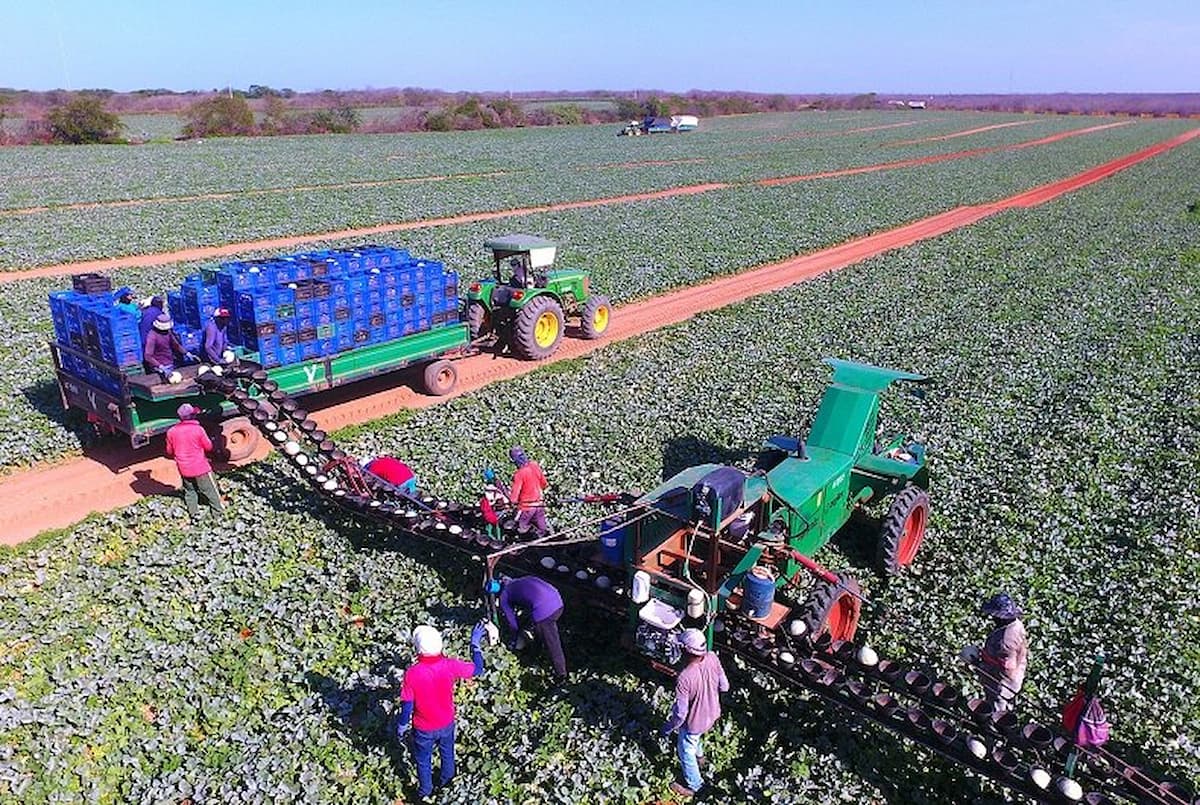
2,126,1196,547
0,121,1134,284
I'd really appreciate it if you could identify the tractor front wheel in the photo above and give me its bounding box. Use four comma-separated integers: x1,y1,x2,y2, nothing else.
801,573,862,642
467,302,491,340
580,295,612,339
513,296,564,360
876,486,930,576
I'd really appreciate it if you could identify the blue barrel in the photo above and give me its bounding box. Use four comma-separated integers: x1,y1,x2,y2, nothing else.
599,519,626,565
742,566,776,618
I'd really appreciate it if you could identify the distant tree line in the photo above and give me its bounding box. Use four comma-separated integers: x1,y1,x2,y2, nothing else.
1,86,1198,146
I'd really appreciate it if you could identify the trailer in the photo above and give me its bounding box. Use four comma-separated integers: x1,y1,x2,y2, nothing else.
50,322,470,458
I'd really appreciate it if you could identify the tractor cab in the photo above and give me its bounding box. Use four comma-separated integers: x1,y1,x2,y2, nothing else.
465,234,613,360
488,234,558,289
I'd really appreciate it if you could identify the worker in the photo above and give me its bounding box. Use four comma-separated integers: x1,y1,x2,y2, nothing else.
508,446,549,536
498,575,567,681
138,295,166,344
144,314,196,382
363,455,418,496
959,592,1029,714
201,307,235,365
658,628,730,799
479,468,510,539
165,403,224,518
509,256,529,288
396,621,489,802
114,288,140,316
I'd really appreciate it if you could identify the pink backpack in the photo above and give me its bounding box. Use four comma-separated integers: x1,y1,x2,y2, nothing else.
1063,689,1110,748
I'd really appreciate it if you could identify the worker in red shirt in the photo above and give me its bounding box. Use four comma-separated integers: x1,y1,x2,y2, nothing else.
396,622,489,801
507,446,549,536
164,403,223,518
363,455,418,496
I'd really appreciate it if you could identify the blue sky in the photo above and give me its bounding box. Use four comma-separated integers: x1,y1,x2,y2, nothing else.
2,0,1197,94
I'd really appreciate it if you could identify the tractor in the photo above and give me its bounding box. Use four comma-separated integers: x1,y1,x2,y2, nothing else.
464,234,613,360
607,358,932,666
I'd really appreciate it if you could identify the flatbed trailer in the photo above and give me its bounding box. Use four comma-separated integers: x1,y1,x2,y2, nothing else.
50,322,472,455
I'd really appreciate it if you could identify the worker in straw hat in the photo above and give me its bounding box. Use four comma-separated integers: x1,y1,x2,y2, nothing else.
959,592,1029,714
143,313,196,383
658,628,730,798
164,403,223,518
396,621,491,802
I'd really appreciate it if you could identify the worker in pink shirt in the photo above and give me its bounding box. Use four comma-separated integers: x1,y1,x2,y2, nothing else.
164,403,223,518
395,622,489,802
507,445,549,536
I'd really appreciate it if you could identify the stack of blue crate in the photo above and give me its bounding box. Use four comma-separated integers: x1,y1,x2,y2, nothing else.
154,245,461,369
47,287,143,396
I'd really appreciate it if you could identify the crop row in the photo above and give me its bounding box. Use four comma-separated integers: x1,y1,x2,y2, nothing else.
2,137,1198,802
0,126,1196,474
2,115,1172,271
0,111,1081,210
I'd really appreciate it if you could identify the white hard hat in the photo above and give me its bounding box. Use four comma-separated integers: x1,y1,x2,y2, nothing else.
412,625,443,656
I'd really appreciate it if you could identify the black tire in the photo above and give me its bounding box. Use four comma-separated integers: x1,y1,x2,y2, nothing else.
467,302,491,340
580,295,612,339
219,416,260,462
876,486,931,576
423,359,457,396
512,296,564,360
801,573,862,642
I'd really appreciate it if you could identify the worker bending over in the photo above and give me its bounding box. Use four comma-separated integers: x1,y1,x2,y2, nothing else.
363,455,418,496
960,592,1029,714
508,446,549,536
396,622,489,802
498,575,567,681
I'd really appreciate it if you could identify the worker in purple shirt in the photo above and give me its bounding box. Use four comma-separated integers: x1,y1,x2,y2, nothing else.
659,628,730,799
201,307,234,365
138,295,166,344
498,576,567,680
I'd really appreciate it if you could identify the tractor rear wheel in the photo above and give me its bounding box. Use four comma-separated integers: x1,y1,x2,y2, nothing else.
877,486,930,575
219,416,260,463
466,302,491,340
580,295,612,339
422,360,458,396
513,296,564,360
801,573,862,642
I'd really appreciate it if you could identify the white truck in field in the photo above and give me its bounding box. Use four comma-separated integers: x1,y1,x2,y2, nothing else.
618,114,699,136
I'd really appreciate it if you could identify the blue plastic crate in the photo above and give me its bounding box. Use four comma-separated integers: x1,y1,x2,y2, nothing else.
176,327,202,353
278,345,300,365
300,341,320,361
276,319,296,336
369,326,386,344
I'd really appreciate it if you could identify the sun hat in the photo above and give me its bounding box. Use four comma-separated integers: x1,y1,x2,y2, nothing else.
412,625,444,656
152,313,173,331
678,628,708,656
176,403,198,420
981,593,1021,620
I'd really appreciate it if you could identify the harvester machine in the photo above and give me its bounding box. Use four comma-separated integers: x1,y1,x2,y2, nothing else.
602,358,932,666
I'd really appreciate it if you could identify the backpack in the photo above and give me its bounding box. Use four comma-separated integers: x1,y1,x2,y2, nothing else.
1062,689,1110,748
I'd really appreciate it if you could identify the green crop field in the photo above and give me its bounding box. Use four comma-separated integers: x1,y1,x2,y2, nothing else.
1,111,1198,803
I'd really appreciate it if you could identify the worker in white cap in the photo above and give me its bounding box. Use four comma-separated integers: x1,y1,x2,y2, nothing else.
395,621,490,802
658,628,730,798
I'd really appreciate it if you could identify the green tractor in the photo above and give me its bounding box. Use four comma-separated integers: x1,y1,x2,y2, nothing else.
464,234,613,360
607,359,932,664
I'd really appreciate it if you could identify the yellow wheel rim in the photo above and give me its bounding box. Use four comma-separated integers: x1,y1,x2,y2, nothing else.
592,305,609,333
534,311,559,347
